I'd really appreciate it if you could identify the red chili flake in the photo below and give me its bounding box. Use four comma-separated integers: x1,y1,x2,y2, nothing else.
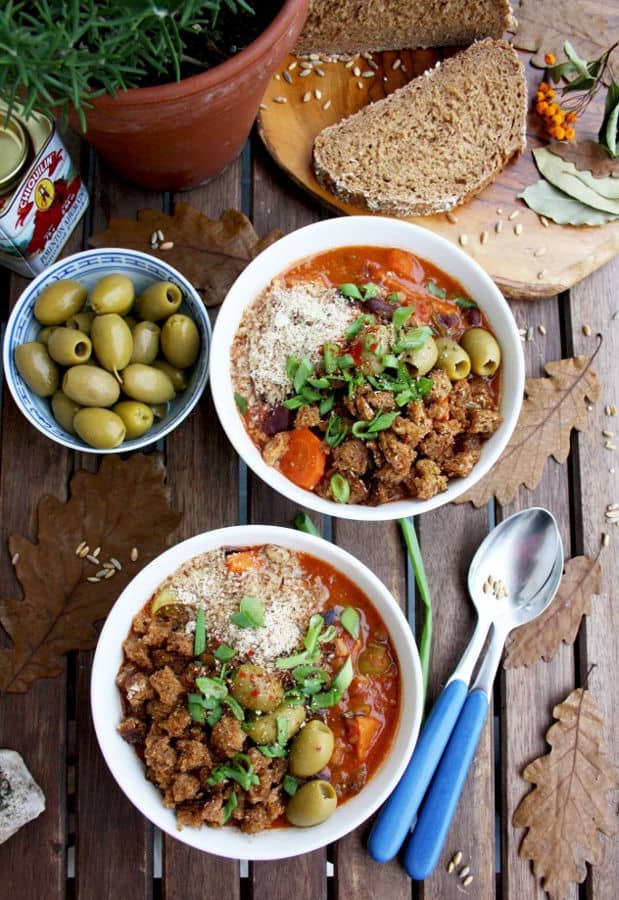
251,688,260,697
246,649,254,657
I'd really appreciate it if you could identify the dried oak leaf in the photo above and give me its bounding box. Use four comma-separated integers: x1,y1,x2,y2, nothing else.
510,0,617,71
455,353,601,507
88,202,282,307
0,454,181,694
504,555,602,668
548,140,619,178
513,688,619,899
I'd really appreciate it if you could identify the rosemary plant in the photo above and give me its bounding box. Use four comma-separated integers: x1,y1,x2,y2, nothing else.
0,0,254,129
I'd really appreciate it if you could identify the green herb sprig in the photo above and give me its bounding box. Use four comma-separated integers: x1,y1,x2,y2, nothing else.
399,517,432,715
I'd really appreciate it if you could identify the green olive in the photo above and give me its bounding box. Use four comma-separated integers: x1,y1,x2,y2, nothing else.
130,321,160,365
47,327,92,366
37,326,57,346
66,310,94,334
90,314,133,377
90,274,135,315
358,644,391,676
113,400,154,439
150,402,168,420
229,664,284,712
434,337,471,381
124,315,137,331
14,342,59,397
120,364,175,404
152,359,188,391
62,365,121,407
33,279,87,325
286,780,337,827
460,328,501,377
161,314,200,369
403,335,438,377
289,720,335,777
243,703,306,745
135,281,182,321
73,408,126,449
51,391,81,435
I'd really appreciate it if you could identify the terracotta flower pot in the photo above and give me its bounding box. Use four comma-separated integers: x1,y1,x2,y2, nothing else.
71,0,309,191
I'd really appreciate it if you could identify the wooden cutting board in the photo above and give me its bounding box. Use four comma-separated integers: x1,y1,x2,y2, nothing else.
257,46,619,300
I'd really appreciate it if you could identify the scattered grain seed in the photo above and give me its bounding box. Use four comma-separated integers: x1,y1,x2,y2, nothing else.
79,545,90,559
526,326,534,341
149,231,158,245
582,324,592,336
316,67,325,76
508,210,520,221
357,81,363,89
87,576,100,584
302,91,311,102
353,65,361,76
480,230,489,245
160,241,174,250
288,61,297,70
93,546,101,557
401,63,407,72
361,51,373,60
104,568,115,579
273,96,288,103
11,552,19,566
314,88,322,100
514,223,523,236
534,247,547,257
483,582,490,593
75,541,87,556
496,207,503,214
602,532,610,547
606,502,619,510
102,561,115,570
282,70,293,84
274,73,280,80
613,310,619,320
538,324,547,335
452,851,463,867
459,865,470,879
605,441,617,450
446,211,458,224
156,230,164,242
322,100,332,110
537,270,547,280
110,557,122,571
345,59,355,68
130,547,139,562
299,68,311,77
447,861,455,874
540,215,550,228
518,327,527,336
362,70,375,77
463,876,474,888
368,59,379,69
95,569,109,579
459,234,469,246
603,430,614,438
86,554,100,565
392,58,402,70
495,221,503,234
259,103,267,110
309,53,320,61
611,405,618,416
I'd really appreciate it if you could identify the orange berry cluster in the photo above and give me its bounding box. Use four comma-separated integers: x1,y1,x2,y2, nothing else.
535,80,577,141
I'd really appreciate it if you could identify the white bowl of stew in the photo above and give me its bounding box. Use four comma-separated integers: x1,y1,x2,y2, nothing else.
210,216,524,520
91,525,422,860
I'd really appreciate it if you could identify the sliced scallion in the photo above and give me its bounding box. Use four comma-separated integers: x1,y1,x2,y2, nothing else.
222,791,237,824
293,356,313,393
427,280,447,299
392,306,414,330
193,608,206,656
293,512,320,537
330,473,350,504
234,393,248,414
338,283,363,300
455,296,478,309
230,596,265,629
283,775,299,796
340,606,360,639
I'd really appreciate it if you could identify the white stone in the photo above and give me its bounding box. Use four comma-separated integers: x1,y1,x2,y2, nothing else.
0,750,46,844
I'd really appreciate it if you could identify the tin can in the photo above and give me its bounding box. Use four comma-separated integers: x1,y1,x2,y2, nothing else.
0,103,89,277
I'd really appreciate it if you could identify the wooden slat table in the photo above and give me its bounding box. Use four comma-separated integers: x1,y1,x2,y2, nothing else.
1,125,617,900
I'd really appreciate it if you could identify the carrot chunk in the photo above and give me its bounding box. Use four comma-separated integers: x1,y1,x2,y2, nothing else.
354,716,380,760
226,550,262,572
279,428,326,491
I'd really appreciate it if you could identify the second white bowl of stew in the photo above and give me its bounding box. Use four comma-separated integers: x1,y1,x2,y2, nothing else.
210,216,524,520
91,525,422,859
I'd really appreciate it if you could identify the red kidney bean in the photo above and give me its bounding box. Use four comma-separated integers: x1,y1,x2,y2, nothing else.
263,405,291,435
365,297,395,318
466,307,483,327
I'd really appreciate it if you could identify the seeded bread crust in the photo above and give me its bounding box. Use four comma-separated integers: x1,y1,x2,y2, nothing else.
296,0,515,56
312,40,527,217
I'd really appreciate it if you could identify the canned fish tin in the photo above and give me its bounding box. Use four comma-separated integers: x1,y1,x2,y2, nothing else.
0,104,88,277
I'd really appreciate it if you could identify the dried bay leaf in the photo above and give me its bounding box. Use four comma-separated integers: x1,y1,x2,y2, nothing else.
519,179,619,225
513,688,619,899
89,203,282,307
533,147,619,212
455,353,601,507
0,454,181,694
504,555,601,668
548,139,619,178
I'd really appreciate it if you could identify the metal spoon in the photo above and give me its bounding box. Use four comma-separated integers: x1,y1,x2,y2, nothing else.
368,508,563,865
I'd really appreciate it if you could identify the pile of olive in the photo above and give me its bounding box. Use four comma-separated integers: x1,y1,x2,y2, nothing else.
14,274,201,449
402,327,501,381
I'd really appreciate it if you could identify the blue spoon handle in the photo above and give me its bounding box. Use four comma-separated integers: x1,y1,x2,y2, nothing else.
367,678,468,863
404,689,489,880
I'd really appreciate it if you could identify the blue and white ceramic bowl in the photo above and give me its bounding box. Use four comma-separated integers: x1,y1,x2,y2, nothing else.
3,248,211,453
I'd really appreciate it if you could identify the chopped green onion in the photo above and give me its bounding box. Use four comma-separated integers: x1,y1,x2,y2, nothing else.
208,755,259,791
318,624,337,643
223,695,245,721
340,606,360,639
307,376,330,389
300,386,322,403
427,280,447,299
195,677,228,700
283,395,306,410
310,688,341,709
454,296,478,309
276,717,289,746
361,283,380,299
187,694,207,724
293,356,314,393
332,656,354,693
286,356,300,379
320,393,335,416
388,292,406,304
399,517,432,717
206,706,223,727
325,414,348,448
214,644,236,661
222,791,238,824
293,513,320,537
257,743,288,758
393,326,433,354
234,393,248,414
309,658,354,709
336,353,355,369
283,689,306,706
368,411,398,433
230,596,265,629
304,614,326,653
392,306,414,330
283,775,299,796
338,283,363,300
275,648,319,669
193,608,206,656
381,353,399,369
331,473,350,504
345,313,375,339
323,342,338,375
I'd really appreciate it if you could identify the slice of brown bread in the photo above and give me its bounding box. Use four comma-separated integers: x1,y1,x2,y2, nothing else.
296,0,515,56
312,40,527,217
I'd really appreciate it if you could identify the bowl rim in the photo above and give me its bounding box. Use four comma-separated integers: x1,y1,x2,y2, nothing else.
209,216,525,520
2,247,211,453
90,524,423,860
